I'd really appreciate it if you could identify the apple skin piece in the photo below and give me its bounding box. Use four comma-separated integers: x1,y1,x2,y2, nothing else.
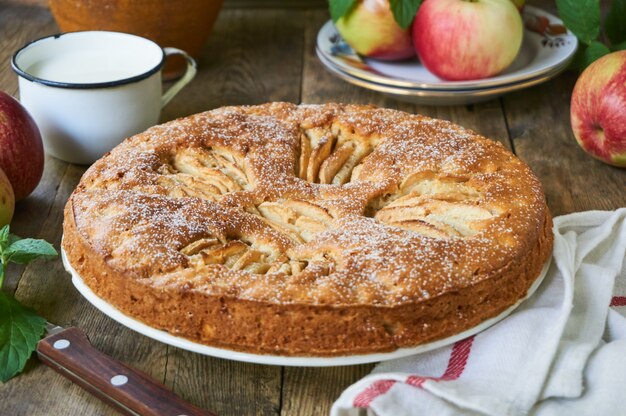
0,166,14,227
412,0,523,81
336,0,415,61
0,91,44,200
570,51,626,168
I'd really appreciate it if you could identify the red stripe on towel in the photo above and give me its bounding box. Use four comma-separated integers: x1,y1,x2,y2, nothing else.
352,336,475,408
353,380,397,408
442,336,474,379
407,336,475,387
611,296,626,307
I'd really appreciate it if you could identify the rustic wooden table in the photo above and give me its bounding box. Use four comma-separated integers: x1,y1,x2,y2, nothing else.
1,0,624,415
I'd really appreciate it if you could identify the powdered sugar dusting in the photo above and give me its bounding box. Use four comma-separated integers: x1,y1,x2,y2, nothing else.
69,103,548,306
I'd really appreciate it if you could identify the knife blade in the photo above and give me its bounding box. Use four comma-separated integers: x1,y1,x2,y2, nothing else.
37,322,215,416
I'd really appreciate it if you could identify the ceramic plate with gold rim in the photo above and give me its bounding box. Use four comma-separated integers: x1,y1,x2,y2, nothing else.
316,50,570,105
317,5,577,91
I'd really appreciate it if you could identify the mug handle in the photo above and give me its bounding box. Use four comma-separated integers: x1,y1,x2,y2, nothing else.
161,47,197,108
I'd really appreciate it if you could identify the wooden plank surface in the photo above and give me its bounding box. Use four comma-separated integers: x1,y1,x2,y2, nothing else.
161,9,305,121
0,0,624,415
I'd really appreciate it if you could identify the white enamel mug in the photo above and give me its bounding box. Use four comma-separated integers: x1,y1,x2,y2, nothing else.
12,31,197,165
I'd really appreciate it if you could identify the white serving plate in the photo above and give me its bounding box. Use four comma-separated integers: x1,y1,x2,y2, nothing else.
316,50,568,106
317,5,577,91
63,247,550,367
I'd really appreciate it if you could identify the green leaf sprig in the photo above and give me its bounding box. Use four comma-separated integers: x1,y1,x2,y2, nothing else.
329,0,422,30
556,0,626,70
0,225,57,382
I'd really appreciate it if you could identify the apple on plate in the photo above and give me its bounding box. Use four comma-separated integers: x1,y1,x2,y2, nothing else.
0,91,44,200
412,0,523,81
335,0,414,60
570,51,626,168
0,166,14,227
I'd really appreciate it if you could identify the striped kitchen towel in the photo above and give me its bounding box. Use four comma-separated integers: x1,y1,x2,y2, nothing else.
333,208,626,416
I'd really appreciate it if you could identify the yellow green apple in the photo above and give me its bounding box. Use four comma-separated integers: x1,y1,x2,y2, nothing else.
570,51,626,167
335,0,414,60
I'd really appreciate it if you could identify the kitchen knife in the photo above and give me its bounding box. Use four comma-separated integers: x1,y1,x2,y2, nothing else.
37,322,215,416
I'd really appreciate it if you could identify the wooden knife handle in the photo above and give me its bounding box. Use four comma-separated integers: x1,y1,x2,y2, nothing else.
37,327,215,416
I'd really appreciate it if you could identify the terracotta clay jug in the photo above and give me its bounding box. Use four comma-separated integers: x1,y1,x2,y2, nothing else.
49,0,223,79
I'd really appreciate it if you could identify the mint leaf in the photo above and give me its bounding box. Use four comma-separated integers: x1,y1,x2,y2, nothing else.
4,238,57,265
0,225,55,381
390,0,421,29
556,0,600,45
571,41,611,71
329,0,358,23
0,226,9,252
583,41,611,68
7,234,20,246
0,292,46,382
606,0,626,45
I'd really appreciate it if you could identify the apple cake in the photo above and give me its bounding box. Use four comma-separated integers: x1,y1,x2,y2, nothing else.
63,103,553,356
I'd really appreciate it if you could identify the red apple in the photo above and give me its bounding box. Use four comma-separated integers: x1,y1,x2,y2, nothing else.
570,51,626,168
0,166,14,227
0,91,44,200
335,0,414,60
413,0,523,80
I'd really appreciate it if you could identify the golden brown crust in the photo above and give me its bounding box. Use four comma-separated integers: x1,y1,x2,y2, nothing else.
63,103,553,356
